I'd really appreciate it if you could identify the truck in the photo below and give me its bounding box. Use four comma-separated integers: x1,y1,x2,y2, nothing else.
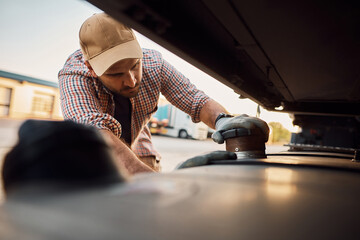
149,103,209,140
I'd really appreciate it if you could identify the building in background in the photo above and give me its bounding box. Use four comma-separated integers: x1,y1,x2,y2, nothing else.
0,70,62,120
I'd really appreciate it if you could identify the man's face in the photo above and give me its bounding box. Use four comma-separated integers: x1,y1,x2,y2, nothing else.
97,58,142,98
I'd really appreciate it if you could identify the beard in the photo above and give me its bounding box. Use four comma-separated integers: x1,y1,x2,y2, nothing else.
112,82,141,98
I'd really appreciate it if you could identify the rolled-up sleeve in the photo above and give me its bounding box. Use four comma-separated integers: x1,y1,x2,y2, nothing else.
160,58,210,123
132,125,161,159
58,57,123,138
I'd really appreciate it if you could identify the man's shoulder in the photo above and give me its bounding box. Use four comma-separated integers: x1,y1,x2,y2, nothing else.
142,48,163,69
58,49,92,78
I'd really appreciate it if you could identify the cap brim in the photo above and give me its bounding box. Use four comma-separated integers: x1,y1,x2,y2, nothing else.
89,39,143,76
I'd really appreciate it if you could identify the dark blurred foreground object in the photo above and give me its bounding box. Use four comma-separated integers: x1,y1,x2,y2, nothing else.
2,120,126,198
176,151,237,169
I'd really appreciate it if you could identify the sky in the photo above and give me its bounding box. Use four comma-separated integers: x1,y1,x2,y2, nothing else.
0,0,296,131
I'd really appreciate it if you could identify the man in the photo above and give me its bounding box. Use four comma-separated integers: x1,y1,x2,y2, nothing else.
58,13,269,174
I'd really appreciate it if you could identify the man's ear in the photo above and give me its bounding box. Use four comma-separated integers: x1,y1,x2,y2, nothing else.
84,61,98,78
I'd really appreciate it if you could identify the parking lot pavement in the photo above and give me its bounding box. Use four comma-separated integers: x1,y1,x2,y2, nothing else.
0,119,221,172
0,118,24,169
0,119,25,202
0,119,23,146
151,135,224,172
0,119,288,201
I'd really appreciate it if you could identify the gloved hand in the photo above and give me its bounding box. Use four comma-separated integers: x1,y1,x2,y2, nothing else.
176,151,237,169
212,114,270,144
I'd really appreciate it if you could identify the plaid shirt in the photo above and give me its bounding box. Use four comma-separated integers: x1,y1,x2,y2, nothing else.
58,49,210,159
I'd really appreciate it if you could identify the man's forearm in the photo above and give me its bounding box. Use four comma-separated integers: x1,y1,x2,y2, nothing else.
99,129,155,175
199,99,229,129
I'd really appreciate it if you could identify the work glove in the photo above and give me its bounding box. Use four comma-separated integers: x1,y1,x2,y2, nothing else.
176,151,237,169
212,114,270,144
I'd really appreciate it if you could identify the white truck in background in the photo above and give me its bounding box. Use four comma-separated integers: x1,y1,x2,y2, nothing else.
149,103,209,140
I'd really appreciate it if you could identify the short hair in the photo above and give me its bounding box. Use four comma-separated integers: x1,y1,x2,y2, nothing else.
2,120,126,197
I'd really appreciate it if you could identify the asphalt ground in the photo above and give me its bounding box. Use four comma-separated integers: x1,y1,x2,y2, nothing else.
0,119,288,202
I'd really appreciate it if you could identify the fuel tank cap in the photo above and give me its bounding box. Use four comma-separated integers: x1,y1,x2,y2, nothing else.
223,128,266,159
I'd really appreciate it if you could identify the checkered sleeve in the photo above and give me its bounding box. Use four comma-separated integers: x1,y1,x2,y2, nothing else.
159,58,210,123
58,53,123,138
132,125,161,159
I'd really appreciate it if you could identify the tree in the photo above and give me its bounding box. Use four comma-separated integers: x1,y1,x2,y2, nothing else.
268,122,291,143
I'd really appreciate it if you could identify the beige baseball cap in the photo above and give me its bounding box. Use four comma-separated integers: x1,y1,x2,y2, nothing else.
79,13,143,76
